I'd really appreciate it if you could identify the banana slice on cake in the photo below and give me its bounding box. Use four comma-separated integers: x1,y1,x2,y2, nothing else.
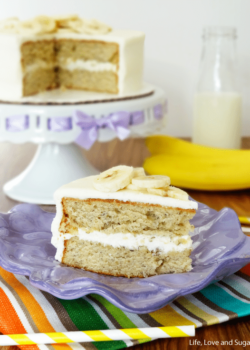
54,15,80,26
19,16,56,34
167,186,189,200
147,187,169,196
34,16,56,33
133,167,145,177
132,175,170,189
93,166,134,192
0,17,20,33
126,183,148,193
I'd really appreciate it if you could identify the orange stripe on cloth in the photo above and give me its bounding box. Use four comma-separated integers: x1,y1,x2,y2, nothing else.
150,304,196,327
0,286,39,350
0,268,71,350
240,264,250,276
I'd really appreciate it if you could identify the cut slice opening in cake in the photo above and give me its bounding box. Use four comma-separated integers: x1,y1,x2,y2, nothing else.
21,39,119,96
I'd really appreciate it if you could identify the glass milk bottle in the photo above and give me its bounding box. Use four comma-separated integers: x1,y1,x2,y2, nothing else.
193,27,242,149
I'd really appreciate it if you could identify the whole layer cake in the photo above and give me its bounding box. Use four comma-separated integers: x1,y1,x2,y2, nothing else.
51,166,198,278
0,15,144,99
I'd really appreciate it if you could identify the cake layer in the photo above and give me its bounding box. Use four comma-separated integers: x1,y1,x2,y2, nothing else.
23,68,56,96
21,40,56,68
58,68,118,93
55,39,119,63
59,197,195,235
62,236,192,277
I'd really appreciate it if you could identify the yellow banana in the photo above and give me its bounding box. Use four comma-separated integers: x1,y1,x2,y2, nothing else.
143,153,250,191
146,135,250,160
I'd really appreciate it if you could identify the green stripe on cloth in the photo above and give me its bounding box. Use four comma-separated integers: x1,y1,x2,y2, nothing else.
91,295,136,328
58,298,127,350
200,284,250,317
91,295,151,345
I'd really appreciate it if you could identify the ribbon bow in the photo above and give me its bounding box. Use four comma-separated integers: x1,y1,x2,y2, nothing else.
74,110,131,150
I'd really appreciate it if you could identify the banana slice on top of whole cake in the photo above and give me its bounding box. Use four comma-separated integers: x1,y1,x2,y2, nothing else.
51,166,198,278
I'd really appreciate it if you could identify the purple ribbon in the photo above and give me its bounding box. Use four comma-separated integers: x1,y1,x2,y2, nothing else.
153,104,164,120
4,109,145,149
48,117,72,132
130,111,145,125
6,115,29,132
74,110,131,150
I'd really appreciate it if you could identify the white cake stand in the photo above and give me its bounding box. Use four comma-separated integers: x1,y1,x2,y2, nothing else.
0,85,166,204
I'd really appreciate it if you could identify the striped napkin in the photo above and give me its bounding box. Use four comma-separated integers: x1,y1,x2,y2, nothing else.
0,263,250,350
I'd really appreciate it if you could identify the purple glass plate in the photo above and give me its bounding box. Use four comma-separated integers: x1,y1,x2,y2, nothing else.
0,202,250,314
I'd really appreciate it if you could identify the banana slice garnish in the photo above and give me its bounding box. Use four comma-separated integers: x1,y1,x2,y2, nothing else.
133,167,145,177
54,15,80,27
93,166,189,200
125,183,148,193
147,187,169,196
93,165,134,192
0,17,20,33
1,16,111,35
167,186,189,201
69,18,112,35
19,16,56,34
55,16,79,33
132,175,170,189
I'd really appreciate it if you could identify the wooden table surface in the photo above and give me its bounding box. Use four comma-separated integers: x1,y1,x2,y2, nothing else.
0,137,250,350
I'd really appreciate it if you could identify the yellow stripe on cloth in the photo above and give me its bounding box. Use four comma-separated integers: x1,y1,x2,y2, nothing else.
121,328,151,340
160,326,189,337
46,333,75,343
150,305,196,327
9,334,36,345
239,216,250,225
84,330,112,341
177,297,220,326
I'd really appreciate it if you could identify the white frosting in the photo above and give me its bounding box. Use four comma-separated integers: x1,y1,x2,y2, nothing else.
24,58,117,74
24,60,55,73
52,230,192,262
53,175,198,209
0,29,144,100
60,58,117,72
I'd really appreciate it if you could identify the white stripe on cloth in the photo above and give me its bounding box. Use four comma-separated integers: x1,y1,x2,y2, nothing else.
223,274,250,298
0,280,34,333
85,296,134,348
170,302,202,328
84,296,115,329
228,275,249,297
187,294,229,323
15,276,88,350
38,344,54,350
15,275,68,331
215,282,250,304
122,311,149,328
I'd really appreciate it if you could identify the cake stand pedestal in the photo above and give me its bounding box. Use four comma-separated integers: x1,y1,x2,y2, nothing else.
3,143,98,204
0,86,166,204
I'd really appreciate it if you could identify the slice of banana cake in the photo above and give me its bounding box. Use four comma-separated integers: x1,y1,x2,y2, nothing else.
51,166,198,278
